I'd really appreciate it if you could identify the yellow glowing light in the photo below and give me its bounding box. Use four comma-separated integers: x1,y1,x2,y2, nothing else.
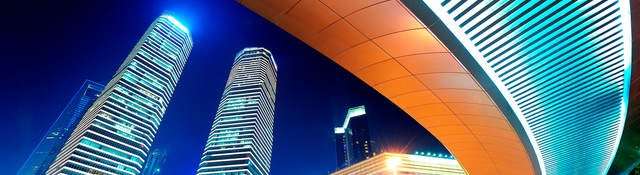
386,157,401,170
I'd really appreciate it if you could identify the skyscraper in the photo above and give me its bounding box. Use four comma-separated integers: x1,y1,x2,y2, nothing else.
46,13,192,175
141,149,167,175
198,47,278,175
18,80,104,175
335,105,374,169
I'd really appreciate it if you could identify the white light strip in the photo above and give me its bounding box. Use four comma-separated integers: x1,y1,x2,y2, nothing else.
334,106,366,134
162,15,189,33
421,1,546,174
604,0,633,173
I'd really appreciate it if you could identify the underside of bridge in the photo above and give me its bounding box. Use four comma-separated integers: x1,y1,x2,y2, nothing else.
609,0,639,174
237,1,633,174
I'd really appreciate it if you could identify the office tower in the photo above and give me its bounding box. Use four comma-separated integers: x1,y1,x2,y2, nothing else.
18,80,104,175
45,13,192,175
334,105,374,169
198,47,278,175
331,152,465,175
141,149,167,175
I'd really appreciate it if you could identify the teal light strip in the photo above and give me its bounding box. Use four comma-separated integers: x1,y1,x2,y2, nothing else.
422,1,632,174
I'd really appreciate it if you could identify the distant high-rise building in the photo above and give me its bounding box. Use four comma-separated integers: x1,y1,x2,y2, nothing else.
46,13,192,175
197,47,278,175
331,152,465,175
18,80,104,175
141,149,167,175
334,105,374,169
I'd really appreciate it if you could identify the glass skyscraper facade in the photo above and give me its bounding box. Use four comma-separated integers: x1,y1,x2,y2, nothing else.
198,47,278,175
140,149,167,175
46,13,192,175
18,80,104,175
334,105,374,169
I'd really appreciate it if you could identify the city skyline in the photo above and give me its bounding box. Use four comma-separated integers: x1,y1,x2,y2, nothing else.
3,1,446,174
6,0,635,174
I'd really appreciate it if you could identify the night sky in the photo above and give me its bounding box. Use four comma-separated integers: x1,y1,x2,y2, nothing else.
1,1,448,174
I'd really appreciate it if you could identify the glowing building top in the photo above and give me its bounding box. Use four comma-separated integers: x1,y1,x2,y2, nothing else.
331,152,465,175
198,47,278,175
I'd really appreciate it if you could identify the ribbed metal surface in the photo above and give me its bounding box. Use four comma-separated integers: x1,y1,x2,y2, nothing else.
422,1,632,174
198,47,277,175
46,14,192,175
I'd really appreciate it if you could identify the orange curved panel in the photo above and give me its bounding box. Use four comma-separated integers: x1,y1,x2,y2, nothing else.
237,0,536,174
345,0,422,38
396,53,467,74
373,29,446,57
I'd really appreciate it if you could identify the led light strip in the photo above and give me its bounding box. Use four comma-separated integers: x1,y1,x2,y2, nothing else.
421,0,545,174
421,0,632,174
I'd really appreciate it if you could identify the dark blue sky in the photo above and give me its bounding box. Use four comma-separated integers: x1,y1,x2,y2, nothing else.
1,1,448,174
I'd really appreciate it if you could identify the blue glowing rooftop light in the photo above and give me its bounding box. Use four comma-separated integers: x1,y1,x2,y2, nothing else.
161,14,189,33
413,151,456,160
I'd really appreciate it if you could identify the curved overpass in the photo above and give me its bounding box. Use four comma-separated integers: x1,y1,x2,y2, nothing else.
609,0,640,173
237,1,633,174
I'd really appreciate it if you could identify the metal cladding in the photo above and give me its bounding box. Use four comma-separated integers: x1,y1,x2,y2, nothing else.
237,0,536,174
19,80,104,175
421,1,633,174
238,0,634,174
46,14,192,175
198,47,278,175
608,0,639,173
